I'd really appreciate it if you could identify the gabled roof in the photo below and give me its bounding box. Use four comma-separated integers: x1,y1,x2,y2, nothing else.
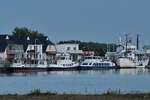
10,35,54,52
0,35,14,52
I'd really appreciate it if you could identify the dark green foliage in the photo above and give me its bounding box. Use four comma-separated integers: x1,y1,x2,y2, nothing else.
27,89,57,96
12,27,45,37
58,40,117,56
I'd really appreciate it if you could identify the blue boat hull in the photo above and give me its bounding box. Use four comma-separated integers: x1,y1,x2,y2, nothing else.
48,67,79,71
79,66,116,70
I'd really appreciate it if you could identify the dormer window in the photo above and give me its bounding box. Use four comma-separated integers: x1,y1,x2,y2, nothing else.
67,47,70,50
6,36,9,40
27,36,30,40
46,37,49,40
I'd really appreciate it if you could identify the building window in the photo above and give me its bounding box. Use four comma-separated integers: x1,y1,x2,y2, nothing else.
9,46,12,50
34,46,38,51
73,47,76,50
67,47,70,50
30,45,32,50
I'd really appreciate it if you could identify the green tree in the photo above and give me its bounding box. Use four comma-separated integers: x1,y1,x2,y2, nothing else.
58,40,117,56
12,27,45,37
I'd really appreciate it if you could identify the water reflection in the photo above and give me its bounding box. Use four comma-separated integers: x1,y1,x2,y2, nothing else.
0,68,150,77
116,68,150,75
0,68,150,94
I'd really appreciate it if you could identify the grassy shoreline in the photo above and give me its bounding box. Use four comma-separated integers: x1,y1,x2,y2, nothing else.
0,89,150,100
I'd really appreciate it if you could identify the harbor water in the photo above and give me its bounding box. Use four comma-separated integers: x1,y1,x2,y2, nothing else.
0,68,150,94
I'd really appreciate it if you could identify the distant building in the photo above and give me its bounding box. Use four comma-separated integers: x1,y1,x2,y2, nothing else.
56,43,83,61
0,35,24,67
10,35,56,62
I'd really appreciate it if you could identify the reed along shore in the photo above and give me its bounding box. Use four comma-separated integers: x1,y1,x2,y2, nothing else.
0,90,150,100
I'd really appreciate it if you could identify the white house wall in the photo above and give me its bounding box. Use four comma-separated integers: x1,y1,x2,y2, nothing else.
26,45,43,53
0,50,8,60
56,44,79,53
46,45,56,52
26,44,43,60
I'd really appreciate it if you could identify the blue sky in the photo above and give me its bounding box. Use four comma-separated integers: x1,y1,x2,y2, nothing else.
0,0,150,46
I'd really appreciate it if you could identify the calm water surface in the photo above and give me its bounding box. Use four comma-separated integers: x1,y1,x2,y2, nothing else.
0,68,150,94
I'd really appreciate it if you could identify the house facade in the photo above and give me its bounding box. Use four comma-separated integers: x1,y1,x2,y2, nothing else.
10,35,56,63
0,35,24,67
56,43,83,61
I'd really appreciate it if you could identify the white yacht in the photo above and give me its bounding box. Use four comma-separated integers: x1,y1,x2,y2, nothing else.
48,54,79,71
80,56,116,70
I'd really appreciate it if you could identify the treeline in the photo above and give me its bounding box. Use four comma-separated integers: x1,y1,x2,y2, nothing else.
12,27,45,38
58,40,117,56
11,27,116,56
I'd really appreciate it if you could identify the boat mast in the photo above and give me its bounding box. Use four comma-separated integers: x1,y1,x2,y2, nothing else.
125,34,128,54
137,34,139,50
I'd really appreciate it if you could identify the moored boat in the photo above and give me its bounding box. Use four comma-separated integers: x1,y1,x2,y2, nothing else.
79,56,116,70
9,60,48,72
116,38,149,68
48,55,79,71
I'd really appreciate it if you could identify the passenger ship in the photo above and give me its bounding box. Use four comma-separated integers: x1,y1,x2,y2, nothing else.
79,56,116,70
48,54,79,71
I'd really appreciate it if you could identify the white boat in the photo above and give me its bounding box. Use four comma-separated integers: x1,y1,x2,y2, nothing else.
80,56,116,70
10,59,48,72
116,35,149,68
48,55,79,71
116,50,149,68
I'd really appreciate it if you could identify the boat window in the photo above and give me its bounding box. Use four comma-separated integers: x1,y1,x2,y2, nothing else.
89,63,92,65
83,63,88,65
103,63,105,66
95,63,98,66
106,63,110,66
40,61,44,65
88,57,91,59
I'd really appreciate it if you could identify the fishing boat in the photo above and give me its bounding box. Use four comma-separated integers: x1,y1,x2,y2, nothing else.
9,59,48,72
48,55,79,71
79,56,116,70
116,34,149,68
116,51,149,68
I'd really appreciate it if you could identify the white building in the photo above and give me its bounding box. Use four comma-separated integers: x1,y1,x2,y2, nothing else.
56,44,83,61
26,44,43,60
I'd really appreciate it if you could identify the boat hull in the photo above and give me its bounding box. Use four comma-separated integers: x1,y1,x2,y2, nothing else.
9,67,48,72
116,57,149,69
116,66,136,69
79,66,116,70
48,67,79,71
